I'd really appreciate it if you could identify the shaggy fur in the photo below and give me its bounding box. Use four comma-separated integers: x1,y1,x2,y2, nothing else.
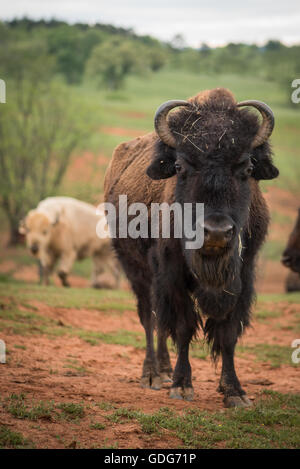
104,88,279,407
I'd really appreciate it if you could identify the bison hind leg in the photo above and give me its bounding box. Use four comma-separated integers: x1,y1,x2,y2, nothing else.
134,283,163,391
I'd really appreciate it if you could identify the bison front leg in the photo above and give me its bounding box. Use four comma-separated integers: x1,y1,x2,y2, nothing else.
41,265,51,286
39,252,55,286
152,249,197,400
212,319,252,408
57,250,76,287
38,260,44,285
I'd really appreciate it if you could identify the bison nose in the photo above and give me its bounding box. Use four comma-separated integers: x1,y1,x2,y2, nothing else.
31,243,39,255
282,254,292,267
203,221,234,247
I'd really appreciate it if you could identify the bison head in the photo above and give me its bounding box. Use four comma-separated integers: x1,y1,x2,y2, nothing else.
19,210,60,256
282,209,300,274
147,88,278,289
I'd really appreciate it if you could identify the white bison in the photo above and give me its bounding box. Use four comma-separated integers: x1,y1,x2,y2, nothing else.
19,197,120,288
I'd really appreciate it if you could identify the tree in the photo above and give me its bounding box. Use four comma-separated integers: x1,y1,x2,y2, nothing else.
86,37,144,90
46,25,104,84
170,34,187,50
0,41,89,244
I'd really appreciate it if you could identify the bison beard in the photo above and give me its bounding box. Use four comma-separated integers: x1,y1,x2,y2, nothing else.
190,249,241,291
104,87,278,408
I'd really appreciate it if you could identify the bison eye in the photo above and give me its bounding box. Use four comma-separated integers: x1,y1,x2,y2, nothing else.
240,164,253,180
245,164,253,176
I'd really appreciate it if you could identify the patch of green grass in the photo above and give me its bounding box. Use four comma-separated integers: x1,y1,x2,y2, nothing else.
90,422,106,430
254,308,282,321
57,402,85,421
104,391,300,449
0,425,33,449
0,297,144,350
261,239,286,261
0,304,67,337
2,390,299,449
6,394,55,421
76,329,145,348
98,438,119,449
0,280,134,311
63,359,88,375
270,211,293,225
0,306,49,324
4,394,86,423
237,343,296,368
72,258,93,279
0,273,14,283
190,341,209,360
96,401,117,411
258,292,300,304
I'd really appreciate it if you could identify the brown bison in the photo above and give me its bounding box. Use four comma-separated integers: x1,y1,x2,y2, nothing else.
104,88,279,407
282,209,300,292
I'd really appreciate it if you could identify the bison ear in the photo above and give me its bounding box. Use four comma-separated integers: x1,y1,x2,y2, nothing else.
146,143,176,180
251,144,279,180
146,156,176,180
251,161,279,180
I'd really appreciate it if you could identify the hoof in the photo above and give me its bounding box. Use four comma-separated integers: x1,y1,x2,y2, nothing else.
151,376,162,390
160,372,172,384
224,395,253,408
183,387,194,401
241,395,253,406
140,375,161,390
169,386,194,401
169,387,183,400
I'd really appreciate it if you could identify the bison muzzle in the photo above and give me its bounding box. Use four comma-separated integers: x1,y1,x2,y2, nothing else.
282,208,300,292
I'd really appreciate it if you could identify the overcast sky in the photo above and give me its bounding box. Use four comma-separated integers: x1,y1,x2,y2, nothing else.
1,0,300,47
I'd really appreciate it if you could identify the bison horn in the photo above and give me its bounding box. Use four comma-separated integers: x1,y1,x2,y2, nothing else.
237,100,274,148
154,100,189,148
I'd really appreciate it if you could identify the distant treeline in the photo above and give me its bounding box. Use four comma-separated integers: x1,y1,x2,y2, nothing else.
1,17,300,90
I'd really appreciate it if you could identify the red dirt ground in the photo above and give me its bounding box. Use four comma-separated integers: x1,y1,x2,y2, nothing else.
0,147,299,448
0,299,299,448
100,126,148,138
